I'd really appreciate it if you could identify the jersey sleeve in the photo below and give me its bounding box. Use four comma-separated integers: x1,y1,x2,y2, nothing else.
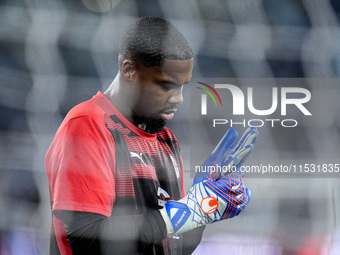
46,115,116,217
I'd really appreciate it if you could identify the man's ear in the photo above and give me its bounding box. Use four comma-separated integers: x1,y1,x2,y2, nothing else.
121,60,136,82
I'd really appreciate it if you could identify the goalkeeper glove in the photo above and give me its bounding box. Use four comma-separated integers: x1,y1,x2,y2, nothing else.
159,127,258,235
194,126,258,183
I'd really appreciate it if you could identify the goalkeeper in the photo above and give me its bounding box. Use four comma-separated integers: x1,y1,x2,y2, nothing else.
45,16,258,255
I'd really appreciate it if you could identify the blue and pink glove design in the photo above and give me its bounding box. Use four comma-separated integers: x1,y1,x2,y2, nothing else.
160,127,258,235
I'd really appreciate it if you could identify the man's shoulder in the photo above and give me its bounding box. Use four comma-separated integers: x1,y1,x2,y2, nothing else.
66,93,110,121
54,94,113,135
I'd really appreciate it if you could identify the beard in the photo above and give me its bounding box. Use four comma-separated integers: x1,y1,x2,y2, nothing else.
132,116,167,134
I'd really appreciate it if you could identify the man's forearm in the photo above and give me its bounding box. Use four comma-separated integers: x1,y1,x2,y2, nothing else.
60,210,167,255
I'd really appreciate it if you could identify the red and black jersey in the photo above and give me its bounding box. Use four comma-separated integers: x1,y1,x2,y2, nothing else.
104,113,184,214
46,91,186,254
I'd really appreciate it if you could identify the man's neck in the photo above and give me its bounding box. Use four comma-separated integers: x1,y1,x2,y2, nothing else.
104,78,166,134
104,77,134,124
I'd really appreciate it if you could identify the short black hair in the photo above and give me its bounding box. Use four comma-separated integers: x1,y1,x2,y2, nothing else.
119,16,193,67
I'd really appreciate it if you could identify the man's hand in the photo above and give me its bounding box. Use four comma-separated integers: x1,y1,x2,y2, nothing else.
160,127,258,235
194,127,258,183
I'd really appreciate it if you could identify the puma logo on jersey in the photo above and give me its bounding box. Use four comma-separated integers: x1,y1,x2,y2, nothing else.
130,152,147,166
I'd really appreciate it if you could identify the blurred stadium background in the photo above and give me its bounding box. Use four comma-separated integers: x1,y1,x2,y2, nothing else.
1,0,340,254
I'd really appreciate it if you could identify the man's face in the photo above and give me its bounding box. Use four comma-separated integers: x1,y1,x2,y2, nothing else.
131,59,194,130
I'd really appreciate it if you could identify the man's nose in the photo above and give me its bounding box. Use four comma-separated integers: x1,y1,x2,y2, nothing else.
168,86,184,105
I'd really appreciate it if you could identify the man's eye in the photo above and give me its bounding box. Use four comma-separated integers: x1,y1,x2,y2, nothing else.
163,85,173,91
159,82,174,91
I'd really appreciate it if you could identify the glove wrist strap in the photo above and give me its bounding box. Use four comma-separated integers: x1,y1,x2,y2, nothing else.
159,207,174,235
